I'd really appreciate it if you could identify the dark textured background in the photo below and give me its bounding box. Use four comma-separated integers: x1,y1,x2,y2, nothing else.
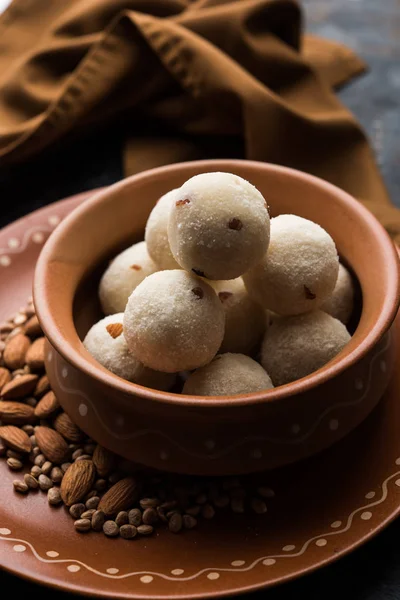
0,0,399,231
1,0,400,598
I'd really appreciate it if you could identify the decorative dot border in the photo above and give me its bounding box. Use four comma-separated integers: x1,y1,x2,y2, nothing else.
52,332,392,462
1,463,400,584
0,218,61,268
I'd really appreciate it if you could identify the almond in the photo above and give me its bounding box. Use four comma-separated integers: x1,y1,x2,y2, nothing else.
0,402,36,425
93,444,116,477
34,390,59,418
54,412,83,442
106,323,123,339
0,425,31,453
34,374,50,398
304,285,316,300
25,337,45,371
3,334,31,370
1,373,39,399
0,322,13,335
98,477,138,516
24,315,43,338
218,291,233,303
228,217,243,231
0,367,11,391
61,460,96,506
35,426,69,464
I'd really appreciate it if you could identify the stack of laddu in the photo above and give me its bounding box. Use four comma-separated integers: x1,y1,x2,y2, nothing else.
84,172,353,396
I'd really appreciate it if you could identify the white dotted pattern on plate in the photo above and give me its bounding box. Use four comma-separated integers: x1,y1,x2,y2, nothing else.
52,332,391,459
0,219,61,267
1,463,399,583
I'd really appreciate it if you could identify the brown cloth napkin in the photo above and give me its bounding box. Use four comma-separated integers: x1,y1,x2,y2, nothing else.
0,0,399,238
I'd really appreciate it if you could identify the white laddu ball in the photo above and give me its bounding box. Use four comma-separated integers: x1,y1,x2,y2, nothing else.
183,353,273,396
210,278,267,354
145,189,180,270
243,214,339,315
261,311,351,386
168,172,270,280
99,241,158,315
123,270,225,373
83,314,175,391
321,263,355,324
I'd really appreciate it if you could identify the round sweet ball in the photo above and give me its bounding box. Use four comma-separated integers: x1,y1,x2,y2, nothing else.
99,241,158,315
183,353,273,396
210,278,267,354
123,270,225,373
261,310,351,386
321,263,354,324
83,314,175,391
145,189,180,270
243,215,339,315
168,172,270,280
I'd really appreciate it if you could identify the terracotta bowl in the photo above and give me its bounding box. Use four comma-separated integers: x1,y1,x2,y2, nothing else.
33,160,400,475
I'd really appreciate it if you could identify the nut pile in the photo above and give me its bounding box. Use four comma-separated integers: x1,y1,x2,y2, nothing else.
0,301,274,539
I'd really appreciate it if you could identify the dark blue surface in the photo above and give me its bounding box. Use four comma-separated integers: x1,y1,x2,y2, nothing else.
1,0,400,597
304,0,400,205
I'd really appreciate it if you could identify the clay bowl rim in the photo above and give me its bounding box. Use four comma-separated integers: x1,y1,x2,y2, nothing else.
33,159,400,409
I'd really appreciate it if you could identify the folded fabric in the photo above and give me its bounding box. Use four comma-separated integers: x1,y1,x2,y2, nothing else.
0,0,399,239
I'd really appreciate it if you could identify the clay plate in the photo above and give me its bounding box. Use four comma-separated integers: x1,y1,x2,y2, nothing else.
1,192,400,599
